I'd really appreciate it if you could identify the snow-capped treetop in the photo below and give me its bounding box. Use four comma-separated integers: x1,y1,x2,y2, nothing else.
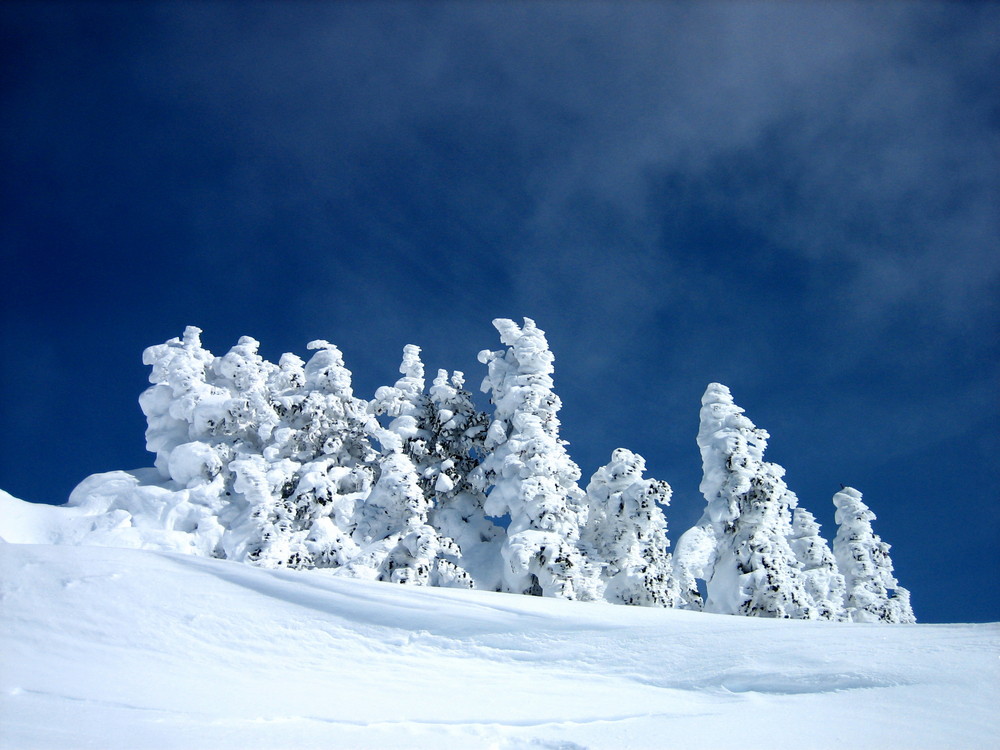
217,336,272,393
371,344,426,420
142,325,214,387
833,487,875,527
304,340,355,399
268,352,306,395
790,508,832,567
369,345,431,456
697,382,769,510
479,317,562,442
493,317,554,374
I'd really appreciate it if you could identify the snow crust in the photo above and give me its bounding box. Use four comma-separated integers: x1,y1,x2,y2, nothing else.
1,540,996,750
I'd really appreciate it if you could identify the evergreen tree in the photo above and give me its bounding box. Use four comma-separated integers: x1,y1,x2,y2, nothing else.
833,487,916,623
361,346,472,587
670,525,711,611
789,507,847,621
583,448,679,607
370,344,430,457
425,368,502,590
140,325,225,478
225,340,377,569
471,318,599,600
695,383,816,618
212,335,281,450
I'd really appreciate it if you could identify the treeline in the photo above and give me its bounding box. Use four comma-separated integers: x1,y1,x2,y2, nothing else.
73,318,914,622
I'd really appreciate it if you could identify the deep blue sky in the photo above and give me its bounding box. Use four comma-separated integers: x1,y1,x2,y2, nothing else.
2,2,997,623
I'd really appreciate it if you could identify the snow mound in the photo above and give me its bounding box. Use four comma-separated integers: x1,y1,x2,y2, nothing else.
2,542,997,750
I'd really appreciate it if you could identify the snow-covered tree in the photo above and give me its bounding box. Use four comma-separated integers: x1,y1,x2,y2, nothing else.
371,347,500,587
212,335,281,449
370,344,429,455
669,525,709,611
694,383,816,619
140,325,226,478
471,318,598,600
425,368,503,590
789,507,847,621
360,346,472,588
224,340,377,569
833,487,915,623
583,448,679,607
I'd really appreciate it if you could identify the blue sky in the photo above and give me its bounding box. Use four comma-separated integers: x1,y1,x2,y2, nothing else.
2,2,997,623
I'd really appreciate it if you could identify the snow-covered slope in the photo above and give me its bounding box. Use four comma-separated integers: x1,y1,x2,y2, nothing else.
2,542,997,750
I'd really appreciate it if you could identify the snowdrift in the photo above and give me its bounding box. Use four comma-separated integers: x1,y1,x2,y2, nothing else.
2,539,997,749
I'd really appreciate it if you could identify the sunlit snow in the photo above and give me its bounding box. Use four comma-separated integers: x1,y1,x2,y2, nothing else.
1,494,996,750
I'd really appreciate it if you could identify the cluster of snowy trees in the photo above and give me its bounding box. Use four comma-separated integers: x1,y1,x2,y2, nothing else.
70,318,914,622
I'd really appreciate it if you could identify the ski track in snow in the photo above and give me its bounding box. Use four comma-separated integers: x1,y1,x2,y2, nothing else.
1,543,998,750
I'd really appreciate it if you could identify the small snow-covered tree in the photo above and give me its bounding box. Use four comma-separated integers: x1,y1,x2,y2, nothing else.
583,448,679,607
369,344,430,457
833,487,915,623
789,507,847,621
212,335,281,450
471,318,599,600
694,383,816,618
225,340,377,569
140,325,226,478
351,452,468,587
670,525,711,611
355,347,470,587
425,368,502,590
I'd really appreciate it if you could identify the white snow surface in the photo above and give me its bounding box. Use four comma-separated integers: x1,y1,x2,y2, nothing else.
2,496,998,750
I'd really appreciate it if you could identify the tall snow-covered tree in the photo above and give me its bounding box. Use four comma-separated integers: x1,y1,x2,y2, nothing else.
789,507,847,621
833,487,915,623
693,383,816,619
583,448,679,607
471,318,598,600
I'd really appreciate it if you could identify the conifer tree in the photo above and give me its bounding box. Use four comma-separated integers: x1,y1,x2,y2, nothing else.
425,368,502,590
833,487,915,623
789,507,847,620
471,318,598,600
694,383,816,618
362,346,472,587
212,335,281,450
583,448,679,607
225,340,377,569
140,325,225,478
670,525,710,611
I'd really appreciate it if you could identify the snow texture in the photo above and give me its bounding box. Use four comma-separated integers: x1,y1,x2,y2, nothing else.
0,534,994,750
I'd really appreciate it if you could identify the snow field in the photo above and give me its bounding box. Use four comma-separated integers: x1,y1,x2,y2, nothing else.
2,542,996,750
